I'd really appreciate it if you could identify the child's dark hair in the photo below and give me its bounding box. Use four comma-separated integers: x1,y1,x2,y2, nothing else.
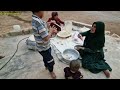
70,60,80,72
52,12,58,18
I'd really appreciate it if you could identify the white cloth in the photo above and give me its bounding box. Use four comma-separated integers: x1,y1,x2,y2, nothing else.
50,31,84,53
50,21,90,53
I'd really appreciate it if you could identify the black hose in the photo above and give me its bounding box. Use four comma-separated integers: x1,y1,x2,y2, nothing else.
0,36,29,70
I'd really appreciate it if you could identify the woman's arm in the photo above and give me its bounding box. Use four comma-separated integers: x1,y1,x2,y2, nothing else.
78,31,89,40
79,31,89,36
84,48,95,53
79,47,95,53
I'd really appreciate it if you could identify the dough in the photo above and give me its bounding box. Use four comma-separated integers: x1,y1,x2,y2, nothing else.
57,30,71,38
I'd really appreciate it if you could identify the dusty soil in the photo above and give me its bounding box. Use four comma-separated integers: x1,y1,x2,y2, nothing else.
0,11,120,35
0,34,120,79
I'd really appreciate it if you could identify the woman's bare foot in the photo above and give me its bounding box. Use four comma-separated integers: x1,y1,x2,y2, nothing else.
50,72,56,79
103,70,110,78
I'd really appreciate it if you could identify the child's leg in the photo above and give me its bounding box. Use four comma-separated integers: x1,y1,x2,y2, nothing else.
39,48,56,78
38,52,48,69
47,48,54,69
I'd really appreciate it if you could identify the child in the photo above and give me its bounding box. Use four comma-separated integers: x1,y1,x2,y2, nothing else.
47,12,65,32
64,60,83,79
32,11,57,79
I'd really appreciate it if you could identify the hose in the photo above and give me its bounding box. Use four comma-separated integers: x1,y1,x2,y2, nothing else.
0,36,29,70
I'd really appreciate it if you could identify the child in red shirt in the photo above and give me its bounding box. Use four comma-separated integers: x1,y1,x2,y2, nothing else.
47,12,65,32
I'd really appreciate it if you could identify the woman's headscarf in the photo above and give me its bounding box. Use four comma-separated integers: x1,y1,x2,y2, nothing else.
92,21,105,37
84,21,105,51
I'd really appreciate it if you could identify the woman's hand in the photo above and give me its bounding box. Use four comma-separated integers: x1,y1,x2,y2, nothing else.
78,34,83,41
75,47,85,50
74,45,85,50
79,47,85,50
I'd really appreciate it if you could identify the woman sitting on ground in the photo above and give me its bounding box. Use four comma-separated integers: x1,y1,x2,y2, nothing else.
76,21,112,78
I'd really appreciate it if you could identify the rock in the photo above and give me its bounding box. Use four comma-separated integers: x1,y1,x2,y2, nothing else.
111,33,120,38
0,34,7,38
22,30,29,35
9,30,23,36
22,28,32,35
0,28,32,38
105,31,111,35
29,28,33,33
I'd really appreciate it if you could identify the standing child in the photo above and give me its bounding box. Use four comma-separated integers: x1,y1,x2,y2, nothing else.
47,12,65,32
31,11,57,79
64,60,83,79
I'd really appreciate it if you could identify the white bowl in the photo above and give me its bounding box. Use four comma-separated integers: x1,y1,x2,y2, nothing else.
62,49,80,61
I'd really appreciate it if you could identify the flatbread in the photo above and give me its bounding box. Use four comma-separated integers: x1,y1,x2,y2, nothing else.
57,30,71,38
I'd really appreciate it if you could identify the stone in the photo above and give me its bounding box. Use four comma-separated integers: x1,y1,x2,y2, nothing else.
105,31,111,35
22,30,29,35
111,33,120,38
9,30,23,36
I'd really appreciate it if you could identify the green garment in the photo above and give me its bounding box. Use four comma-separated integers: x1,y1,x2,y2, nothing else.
79,21,112,73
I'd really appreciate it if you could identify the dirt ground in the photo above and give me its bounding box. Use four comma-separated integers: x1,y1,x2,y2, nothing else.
0,33,120,79
0,11,120,35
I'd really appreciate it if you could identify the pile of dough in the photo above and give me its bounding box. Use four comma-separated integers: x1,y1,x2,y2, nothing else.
57,30,71,38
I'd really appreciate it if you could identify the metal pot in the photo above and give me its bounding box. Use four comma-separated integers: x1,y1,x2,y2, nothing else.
62,49,80,62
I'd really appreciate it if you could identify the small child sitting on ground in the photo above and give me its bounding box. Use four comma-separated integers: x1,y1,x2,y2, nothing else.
64,60,83,79
47,12,64,32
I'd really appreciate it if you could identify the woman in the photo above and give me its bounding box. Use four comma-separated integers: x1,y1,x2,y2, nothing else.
47,12,64,31
77,21,112,78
